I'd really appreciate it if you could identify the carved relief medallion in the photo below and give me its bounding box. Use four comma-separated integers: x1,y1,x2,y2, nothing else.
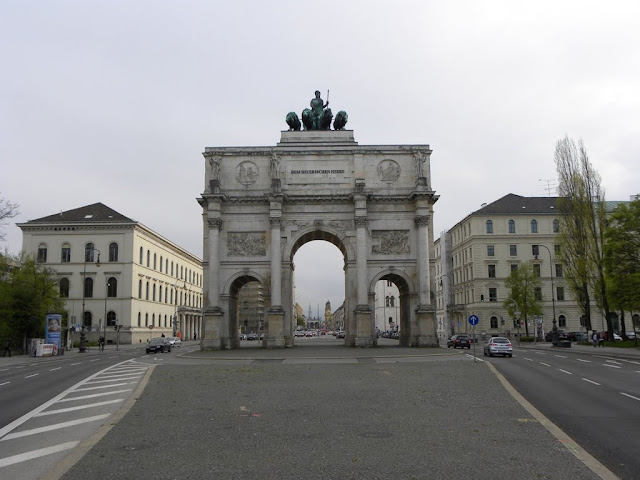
236,161,259,186
227,232,266,256
377,160,401,183
372,230,410,255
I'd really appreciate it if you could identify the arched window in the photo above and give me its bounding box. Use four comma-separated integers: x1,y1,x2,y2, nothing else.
145,313,149,326
385,296,390,307
109,243,118,262
107,311,117,326
508,219,515,234
85,243,95,262
146,282,149,300
139,247,143,264
165,259,169,273
553,219,559,233
171,261,174,276
37,244,48,263
486,220,493,234
159,285,163,303
84,277,94,298
152,314,156,326
138,280,142,299
83,311,92,327
107,277,117,297
390,296,395,307
558,315,566,328
153,284,156,301
61,244,71,263
170,289,173,304
146,250,150,267
490,316,498,328
531,219,538,233
60,278,70,298
153,253,157,270
160,256,163,272
138,312,141,327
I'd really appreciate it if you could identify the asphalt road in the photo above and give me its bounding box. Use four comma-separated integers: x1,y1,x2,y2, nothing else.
58,351,604,480
487,347,640,480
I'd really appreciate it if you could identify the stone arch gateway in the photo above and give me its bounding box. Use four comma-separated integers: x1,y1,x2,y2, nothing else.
198,129,439,349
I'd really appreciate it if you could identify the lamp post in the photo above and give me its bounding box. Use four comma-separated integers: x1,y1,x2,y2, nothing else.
79,248,101,353
505,297,521,345
173,279,184,337
103,279,110,351
537,244,557,342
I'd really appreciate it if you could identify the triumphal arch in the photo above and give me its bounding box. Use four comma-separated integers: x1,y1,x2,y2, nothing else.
198,93,439,349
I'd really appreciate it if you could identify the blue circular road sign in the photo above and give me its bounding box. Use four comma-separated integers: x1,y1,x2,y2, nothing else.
468,314,479,326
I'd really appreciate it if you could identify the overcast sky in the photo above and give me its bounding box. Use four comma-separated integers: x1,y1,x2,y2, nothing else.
2,1,639,313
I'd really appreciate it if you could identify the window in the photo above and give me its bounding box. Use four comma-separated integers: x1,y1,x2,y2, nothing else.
138,280,142,298
138,312,141,327
139,247,143,264
558,314,566,327
146,282,149,300
60,278,70,298
487,245,495,256
84,277,94,298
486,220,493,234
554,244,561,255
61,244,71,263
531,219,538,233
153,284,156,301
532,245,539,256
153,253,157,270
146,250,150,267
509,245,517,256
488,265,496,278
557,287,565,301
508,219,515,234
83,311,92,328
107,311,117,327
109,243,118,262
171,261,174,276
533,264,541,277
534,287,542,301
490,316,498,329
390,296,395,307
489,288,497,302
387,280,392,287
37,245,48,263
553,219,559,233
145,313,149,327
511,264,518,272
107,277,117,297
160,256,163,272
85,243,95,262
555,264,563,277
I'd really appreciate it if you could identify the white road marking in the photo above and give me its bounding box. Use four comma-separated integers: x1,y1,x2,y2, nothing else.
50,367,62,371
576,359,591,363
0,414,110,441
70,363,81,366
35,399,124,416
603,364,621,369
554,355,568,358
24,374,39,379
558,369,572,375
464,354,484,362
582,378,600,385
0,382,10,386
74,382,134,392
89,359,100,362
57,389,133,402
0,441,79,468
620,392,640,402
540,362,551,367
523,358,533,362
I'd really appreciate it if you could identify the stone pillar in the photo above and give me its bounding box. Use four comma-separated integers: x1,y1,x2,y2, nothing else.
353,215,375,347
266,215,285,348
202,218,227,350
415,215,430,306
355,216,368,305
207,218,223,308
413,215,437,346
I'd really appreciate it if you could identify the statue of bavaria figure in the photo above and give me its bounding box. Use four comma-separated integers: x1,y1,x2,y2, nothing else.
286,90,348,131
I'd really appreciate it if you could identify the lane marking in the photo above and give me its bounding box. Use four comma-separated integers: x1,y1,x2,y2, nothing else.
523,358,533,362
620,392,640,402
50,367,62,371
576,359,591,363
602,364,621,369
558,369,573,375
89,359,100,362
582,378,600,385
554,355,568,358
84,376,142,385
0,414,110,441
0,441,79,468
464,354,484,362
35,399,124,416
25,374,39,379
57,389,133,402
540,362,551,367
0,382,10,386
70,363,81,366
74,382,134,392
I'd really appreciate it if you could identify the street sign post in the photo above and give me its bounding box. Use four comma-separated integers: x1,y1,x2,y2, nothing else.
468,315,479,361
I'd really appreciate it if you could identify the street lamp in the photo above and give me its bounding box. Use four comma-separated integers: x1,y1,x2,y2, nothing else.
173,279,185,337
79,248,101,353
536,244,557,342
504,297,521,345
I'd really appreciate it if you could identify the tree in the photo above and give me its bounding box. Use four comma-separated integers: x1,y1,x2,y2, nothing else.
503,262,543,337
555,136,612,337
0,254,66,352
603,198,640,337
0,194,19,242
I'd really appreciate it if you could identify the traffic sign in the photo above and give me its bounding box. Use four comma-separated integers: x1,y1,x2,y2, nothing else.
468,314,479,326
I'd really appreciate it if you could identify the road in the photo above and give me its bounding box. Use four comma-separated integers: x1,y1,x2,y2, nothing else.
482,346,640,480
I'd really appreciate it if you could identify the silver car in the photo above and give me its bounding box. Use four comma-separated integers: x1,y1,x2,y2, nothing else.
483,337,513,357
167,336,181,347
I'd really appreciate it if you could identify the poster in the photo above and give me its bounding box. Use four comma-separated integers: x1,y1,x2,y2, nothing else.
45,313,63,355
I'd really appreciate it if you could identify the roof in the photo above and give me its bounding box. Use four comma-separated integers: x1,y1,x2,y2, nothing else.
24,203,135,224
473,194,559,215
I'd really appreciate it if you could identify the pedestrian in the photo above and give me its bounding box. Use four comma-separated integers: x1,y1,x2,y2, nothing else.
2,338,11,357
193,332,197,340
98,336,105,351
592,332,598,347
598,332,605,348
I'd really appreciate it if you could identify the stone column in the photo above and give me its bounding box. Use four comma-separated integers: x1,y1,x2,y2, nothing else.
207,218,223,308
353,215,375,347
415,215,431,306
355,216,368,305
202,217,227,350
266,216,285,348
270,217,282,306
413,214,437,346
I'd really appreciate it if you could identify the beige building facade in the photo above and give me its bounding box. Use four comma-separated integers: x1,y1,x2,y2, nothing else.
18,203,203,346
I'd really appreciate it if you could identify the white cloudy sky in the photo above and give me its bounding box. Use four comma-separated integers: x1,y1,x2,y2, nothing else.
2,1,639,313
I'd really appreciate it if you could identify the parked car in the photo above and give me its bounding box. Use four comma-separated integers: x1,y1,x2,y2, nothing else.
294,330,305,337
483,337,513,357
624,331,637,340
167,336,181,347
390,331,399,339
613,333,622,341
146,337,171,354
336,331,345,338
246,333,258,341
545,330,567,342
447,335,471,349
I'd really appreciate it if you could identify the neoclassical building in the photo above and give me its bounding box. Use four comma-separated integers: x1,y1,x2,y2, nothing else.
18,203,203,346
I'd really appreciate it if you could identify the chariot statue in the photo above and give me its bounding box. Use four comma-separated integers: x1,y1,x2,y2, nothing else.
286,90,348,131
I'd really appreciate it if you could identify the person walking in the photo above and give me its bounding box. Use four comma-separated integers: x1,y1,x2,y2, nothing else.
592,332,598,347
3,338,11,357
598,332,605,348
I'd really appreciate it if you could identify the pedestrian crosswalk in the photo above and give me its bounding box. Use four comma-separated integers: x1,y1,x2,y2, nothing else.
0,360,152,480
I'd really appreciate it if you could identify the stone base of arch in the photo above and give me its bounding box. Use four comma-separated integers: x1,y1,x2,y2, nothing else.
202,308,230,350
406,306,439,347
350,305,377,348
264,306,287,348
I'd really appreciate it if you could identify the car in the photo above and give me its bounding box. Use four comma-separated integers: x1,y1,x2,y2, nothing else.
613,333,622,341
447,335,471,349
167,336,181,347
624,331,637,340
305,330,313,337
336,331,345,339
146,337,171,354
239,333,247,340
483,337,513,357
545,330,567,342
294,330,305,337
390,331,399,339
246,332,258,341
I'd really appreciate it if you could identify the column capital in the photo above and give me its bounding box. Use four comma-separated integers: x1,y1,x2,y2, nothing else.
355,216,368,227
269,217,282,228
414,215,430,227
207,218,223,230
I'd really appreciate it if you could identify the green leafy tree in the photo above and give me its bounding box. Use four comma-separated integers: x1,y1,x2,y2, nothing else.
555,136,612,336
503,262,543,337
0,254,65,352
603,198,640,337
